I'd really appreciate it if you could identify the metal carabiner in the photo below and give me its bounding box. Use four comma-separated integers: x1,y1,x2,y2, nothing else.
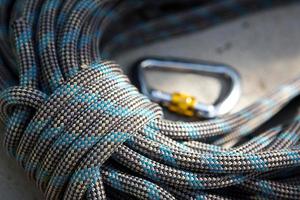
136,58,241,118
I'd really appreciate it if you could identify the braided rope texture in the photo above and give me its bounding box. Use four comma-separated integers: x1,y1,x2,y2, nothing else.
0,0,300,199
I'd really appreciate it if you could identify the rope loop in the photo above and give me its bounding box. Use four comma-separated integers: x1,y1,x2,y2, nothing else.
0,86,47,120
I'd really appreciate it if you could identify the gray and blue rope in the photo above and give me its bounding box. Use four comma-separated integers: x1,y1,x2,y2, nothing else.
0,0,300,199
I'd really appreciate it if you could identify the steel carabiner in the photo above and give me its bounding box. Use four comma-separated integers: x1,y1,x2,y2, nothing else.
136,58,241,118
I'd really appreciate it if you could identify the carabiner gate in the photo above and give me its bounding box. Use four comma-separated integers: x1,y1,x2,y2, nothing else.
136,58,241,118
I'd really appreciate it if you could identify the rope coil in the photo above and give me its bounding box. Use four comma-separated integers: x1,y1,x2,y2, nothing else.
0,0,299,199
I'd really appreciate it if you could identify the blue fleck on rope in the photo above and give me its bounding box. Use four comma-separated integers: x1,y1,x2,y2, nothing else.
0,0,300,199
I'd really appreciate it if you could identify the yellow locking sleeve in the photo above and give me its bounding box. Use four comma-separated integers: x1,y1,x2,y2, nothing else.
167,92,197,117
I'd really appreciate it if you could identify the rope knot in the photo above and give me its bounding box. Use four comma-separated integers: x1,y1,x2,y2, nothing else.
9,61,161,199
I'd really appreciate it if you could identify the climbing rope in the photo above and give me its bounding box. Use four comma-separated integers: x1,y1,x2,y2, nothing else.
0,0,300,199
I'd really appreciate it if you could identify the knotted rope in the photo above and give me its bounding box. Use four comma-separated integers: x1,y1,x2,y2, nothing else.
0,0,300,199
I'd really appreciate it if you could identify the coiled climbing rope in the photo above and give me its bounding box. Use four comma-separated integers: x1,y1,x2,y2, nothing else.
0,0,300,199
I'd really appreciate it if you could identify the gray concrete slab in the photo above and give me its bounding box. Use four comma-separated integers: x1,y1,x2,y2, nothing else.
1,4,300,199
117,4,300,112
